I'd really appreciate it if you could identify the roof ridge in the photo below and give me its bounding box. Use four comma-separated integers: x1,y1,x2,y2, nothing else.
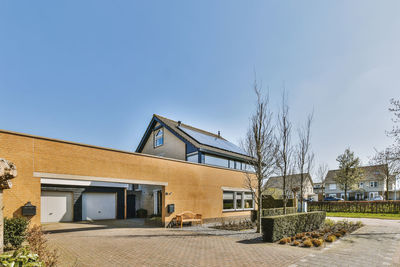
154,114,225,140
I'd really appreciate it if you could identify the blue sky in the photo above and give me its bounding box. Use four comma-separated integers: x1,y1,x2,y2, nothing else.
1,1,399,175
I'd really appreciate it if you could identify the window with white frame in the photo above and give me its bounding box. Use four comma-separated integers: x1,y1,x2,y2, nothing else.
154,129,164,147
223,191,234,210
370,181,378,188
359,182,364,188
329,183,336,190
223,191,254,211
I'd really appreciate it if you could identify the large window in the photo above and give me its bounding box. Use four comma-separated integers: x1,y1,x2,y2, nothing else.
329,183,336,190
154,129,164,147
204,155,229,168
223,190,254,211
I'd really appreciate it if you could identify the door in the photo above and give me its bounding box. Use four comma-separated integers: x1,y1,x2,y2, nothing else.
41,191,73,223
82,192,116,220
127,194,136,218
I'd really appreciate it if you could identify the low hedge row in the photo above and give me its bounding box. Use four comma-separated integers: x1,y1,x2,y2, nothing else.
262,195,296,209
262,207,297,217
261,211,326,242
308,201,400,213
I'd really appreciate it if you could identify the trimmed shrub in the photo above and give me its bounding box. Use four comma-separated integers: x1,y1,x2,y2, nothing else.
278,238,288,244
262,207,297,217
292,240,300,246
303,239,313,247
261,211,326,242
325,235,336,242
312,238,324,247
136,209,148,218
4,217,29,249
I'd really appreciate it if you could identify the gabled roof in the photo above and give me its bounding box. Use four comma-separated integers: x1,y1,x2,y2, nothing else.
324,164,389,183
136,114,252,161
266,173,314,189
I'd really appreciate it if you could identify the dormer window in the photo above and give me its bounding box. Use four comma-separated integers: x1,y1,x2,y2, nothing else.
154,129,164,147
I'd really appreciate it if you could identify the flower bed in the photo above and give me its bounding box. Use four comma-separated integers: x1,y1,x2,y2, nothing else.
277,219,363,248
212,219,255,231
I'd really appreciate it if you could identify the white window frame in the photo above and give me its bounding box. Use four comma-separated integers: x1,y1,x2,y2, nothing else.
370,181,378,188
154,129,164,148
359,182,364,188
222,189,254,212
329,183,336,190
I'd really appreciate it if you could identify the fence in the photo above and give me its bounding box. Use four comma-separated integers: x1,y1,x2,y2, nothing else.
308,201,400,213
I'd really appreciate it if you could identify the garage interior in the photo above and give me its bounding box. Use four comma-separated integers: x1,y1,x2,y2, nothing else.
40,177,164,223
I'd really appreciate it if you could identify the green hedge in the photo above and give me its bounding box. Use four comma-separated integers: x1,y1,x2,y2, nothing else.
262,207,296,217
262,195,295,209
4,217,29,249
261,211,326,242
308,201,400,213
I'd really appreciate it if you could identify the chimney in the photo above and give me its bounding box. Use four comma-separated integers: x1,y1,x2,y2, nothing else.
218,131,220,137
178,121,182,126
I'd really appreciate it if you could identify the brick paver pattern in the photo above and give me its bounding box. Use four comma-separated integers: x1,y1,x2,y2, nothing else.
45,218,400,267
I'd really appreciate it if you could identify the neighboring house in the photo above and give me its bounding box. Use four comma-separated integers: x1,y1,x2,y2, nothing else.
313,182,325,201
265,173,314,200
136,114,252,170
324,164,398,200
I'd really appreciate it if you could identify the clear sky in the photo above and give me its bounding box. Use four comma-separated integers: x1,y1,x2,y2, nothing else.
1,1,399,176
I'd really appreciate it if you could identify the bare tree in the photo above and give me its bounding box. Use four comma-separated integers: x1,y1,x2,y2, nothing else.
242,80,277,233
388,98,400,148
370,148,400,200
315,163,328,198
275,92,293,214
295,113,314,211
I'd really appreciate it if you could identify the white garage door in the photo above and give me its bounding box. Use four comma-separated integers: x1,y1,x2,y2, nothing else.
41,191,73,223
82,193,116,221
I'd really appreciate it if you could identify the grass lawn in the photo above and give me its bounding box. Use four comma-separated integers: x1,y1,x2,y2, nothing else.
326,212,400,220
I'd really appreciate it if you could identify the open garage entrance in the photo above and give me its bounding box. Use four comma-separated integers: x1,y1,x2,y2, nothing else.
37,172,167,223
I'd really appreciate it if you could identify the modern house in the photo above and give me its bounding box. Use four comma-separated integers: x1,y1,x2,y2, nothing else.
324,164,398,200
1,127,255,226
265,173,314,200
136,114,252,170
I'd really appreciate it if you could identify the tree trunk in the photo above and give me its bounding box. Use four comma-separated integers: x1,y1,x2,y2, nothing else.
344,185,347,201
300,174,304,212
386,176,390,200
257,193,262,233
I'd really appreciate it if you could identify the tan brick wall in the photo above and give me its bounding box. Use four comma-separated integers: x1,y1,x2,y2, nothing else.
1,131,252,225
1,133,41,225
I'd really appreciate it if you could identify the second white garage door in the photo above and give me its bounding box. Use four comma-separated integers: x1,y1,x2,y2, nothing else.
82,192,116,221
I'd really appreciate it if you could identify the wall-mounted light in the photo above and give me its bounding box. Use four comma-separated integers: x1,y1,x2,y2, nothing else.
165,192,172,196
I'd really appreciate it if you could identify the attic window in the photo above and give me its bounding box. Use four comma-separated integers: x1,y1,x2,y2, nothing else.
154,129,164,147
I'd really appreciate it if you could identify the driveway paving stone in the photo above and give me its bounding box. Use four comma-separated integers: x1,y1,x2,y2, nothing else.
44,217,400,267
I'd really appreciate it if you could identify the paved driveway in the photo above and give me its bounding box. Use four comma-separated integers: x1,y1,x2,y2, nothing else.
45,218,400,267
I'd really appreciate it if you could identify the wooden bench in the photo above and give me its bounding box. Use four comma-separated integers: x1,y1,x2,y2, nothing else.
175,211,202,228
